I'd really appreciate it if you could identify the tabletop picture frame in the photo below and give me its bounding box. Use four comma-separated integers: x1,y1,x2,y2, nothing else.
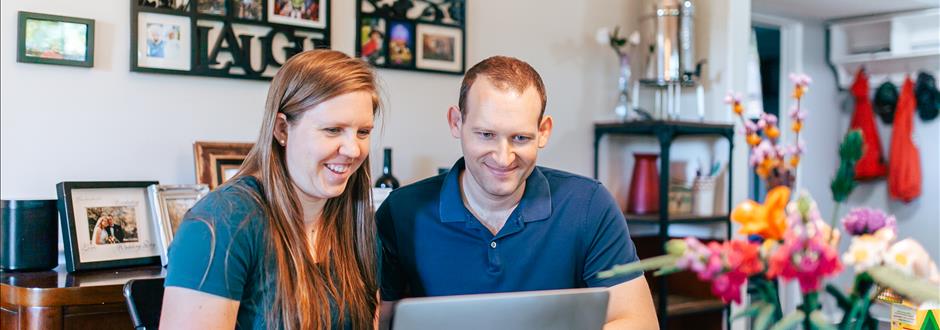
193,141,254,190
147,184,209,266
17,11,95,67
56,181,161,272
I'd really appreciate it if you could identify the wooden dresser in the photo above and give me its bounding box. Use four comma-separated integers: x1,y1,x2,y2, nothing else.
1,265,164,329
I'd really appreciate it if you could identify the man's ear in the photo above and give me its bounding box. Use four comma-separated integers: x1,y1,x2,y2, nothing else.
447,106,463,139
274,113,289,146
537,115,553,148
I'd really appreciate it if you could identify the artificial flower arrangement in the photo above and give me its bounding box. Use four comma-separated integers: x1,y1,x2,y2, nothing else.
600,74,940,330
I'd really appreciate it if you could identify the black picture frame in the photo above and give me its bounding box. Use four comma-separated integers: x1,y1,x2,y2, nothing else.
57,181,161,272
356,0,466,75
130,0,332,81
17,11,95,68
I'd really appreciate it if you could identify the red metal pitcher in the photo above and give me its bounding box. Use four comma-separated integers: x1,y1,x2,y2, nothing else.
627,153,660,214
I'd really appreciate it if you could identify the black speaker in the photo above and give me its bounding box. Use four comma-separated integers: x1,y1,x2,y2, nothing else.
1,200,59,271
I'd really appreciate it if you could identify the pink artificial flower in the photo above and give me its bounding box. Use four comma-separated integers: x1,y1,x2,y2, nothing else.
724,91,742,105
768,195,843,293
786,142,805,157
761,113,778,126
744,120,759,134
675,238,762,303
789,73,812,87
789,106,807,121
842,208,897,236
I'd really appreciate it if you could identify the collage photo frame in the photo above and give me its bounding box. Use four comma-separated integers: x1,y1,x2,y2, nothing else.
356,0,465,75
131,0,331,80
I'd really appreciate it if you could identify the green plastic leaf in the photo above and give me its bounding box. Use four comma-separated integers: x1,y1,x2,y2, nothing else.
653,265,683,277
732,302,767,321
768,310,806,330
754,303,778,330
831,130,863,202
826,284,852,310
867,266,940,304
809,310,836,330
840,130,863,161
597,255,680,279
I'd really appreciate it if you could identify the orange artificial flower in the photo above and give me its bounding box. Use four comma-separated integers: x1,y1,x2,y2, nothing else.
765,126,780,139
747,134,762,146
731,186,791,241
792,121,803,132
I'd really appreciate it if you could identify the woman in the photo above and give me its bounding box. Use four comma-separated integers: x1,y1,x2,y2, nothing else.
92,215,111,245
160,50,380,329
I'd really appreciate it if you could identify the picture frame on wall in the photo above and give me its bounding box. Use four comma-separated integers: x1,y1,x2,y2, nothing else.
268,0,328,28
135,12,192,71
147,184,209,266
130,0,331,80
193,141,254,190
355,0,465,75
17,11,95,68
416,23,462,72
56,181,162,272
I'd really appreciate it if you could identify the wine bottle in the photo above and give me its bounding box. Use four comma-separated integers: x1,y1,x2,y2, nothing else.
374,148,400,189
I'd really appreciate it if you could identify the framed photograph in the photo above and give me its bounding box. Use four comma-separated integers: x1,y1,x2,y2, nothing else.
416,24,462,72
147,184,209,266
17,11,95,67
387,20,415,68
194,141,254,190
356,0,464,74
359,16,386,65
56,181,161,272
268,0,328,28
135,12,191,71
139,0,191,11
196,0,226,15
235,0,263,20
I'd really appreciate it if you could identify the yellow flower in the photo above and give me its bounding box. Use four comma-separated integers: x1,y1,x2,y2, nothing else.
731,186,791,241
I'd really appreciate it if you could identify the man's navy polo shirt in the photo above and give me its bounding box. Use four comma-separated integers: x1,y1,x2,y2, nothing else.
376,158,641,300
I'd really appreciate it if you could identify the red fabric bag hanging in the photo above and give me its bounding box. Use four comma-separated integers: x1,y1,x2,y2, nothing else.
888,76,921,202
850,69,888,180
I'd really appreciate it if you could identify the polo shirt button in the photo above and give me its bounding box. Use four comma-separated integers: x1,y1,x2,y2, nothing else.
490,241,497,249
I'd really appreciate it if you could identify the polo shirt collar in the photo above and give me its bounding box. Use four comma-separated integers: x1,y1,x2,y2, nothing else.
439,158,552,223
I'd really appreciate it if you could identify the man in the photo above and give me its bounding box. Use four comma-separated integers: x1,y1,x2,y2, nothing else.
377,56,657,329
105,215,126,243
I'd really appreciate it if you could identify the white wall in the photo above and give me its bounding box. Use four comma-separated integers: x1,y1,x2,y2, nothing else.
1,0,649,199
764,15,940,265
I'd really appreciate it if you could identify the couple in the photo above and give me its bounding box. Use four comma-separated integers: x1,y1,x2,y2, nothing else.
160,50,657,329
92,214,125,245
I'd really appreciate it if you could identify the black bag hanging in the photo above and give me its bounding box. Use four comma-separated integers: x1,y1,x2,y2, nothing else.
874,81,898,124
915,71,939,121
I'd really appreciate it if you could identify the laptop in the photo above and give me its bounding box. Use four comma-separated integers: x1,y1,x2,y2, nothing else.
392,288,609,330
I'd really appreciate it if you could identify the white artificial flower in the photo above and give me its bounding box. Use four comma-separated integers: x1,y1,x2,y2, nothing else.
842,228,894,273
628,30,641,46
595,28,611,46
884,238,940,284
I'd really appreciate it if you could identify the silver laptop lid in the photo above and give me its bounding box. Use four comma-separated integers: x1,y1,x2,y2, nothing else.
392,288,609,330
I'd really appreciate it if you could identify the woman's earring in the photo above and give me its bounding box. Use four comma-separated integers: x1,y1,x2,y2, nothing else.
280,140,286,146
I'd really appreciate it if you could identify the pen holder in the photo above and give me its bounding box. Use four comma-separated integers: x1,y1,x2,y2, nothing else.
691,177,716,216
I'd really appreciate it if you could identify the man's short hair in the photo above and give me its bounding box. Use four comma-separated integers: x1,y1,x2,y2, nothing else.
458,56,547,121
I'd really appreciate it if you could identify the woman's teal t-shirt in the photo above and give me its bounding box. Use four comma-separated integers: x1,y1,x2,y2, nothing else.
164,176,355,329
